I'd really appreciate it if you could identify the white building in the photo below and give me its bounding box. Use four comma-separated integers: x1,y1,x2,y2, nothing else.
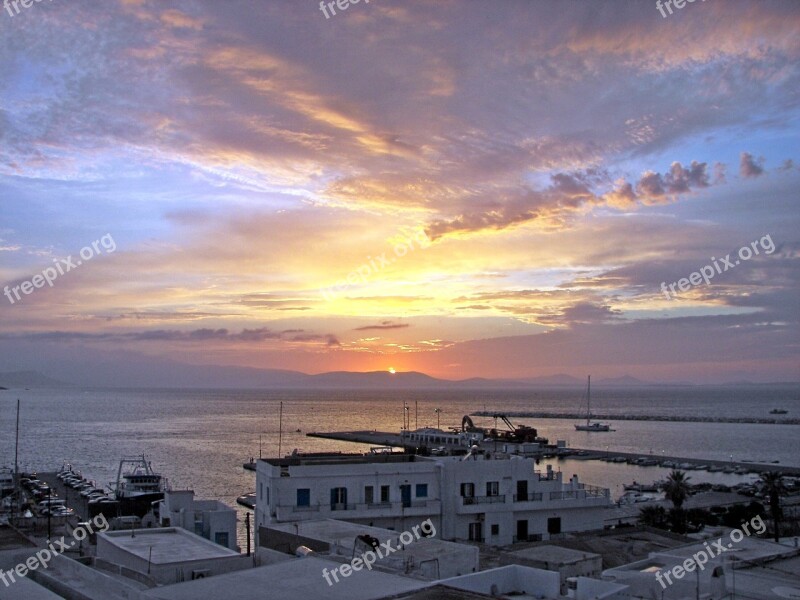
96,527,248,585
157,489,238,551
262,518,479,579
602,534,800,600
255,453,611,546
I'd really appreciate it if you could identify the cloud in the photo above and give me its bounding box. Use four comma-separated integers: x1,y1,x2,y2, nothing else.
354,321,411,331
425,161,712,240
740,152,765,178
0,327,340,346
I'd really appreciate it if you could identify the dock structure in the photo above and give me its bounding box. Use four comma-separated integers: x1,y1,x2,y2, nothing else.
471,410,800,425
306,430,800,476
307,429,411,448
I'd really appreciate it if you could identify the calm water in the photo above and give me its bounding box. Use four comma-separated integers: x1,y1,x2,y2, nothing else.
1,386,798,549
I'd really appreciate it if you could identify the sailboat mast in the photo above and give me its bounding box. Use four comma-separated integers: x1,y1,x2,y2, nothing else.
587,375,591,425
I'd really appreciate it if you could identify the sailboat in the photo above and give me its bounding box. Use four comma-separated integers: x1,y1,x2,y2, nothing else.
574,375,612,432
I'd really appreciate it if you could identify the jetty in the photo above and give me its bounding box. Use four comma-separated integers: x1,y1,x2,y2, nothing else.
470,410,800,425
306,430,800,476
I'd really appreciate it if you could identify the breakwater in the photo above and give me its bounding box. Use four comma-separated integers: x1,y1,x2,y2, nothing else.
470,411,799,425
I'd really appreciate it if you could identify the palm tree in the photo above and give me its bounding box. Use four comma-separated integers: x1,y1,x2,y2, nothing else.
663,470,691,509
760,471,785,542
662,470,691,533
639,505,668,529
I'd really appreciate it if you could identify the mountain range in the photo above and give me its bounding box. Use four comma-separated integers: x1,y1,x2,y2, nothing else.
0,365,794,390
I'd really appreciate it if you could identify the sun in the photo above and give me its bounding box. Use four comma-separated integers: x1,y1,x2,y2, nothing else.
388,367,396,374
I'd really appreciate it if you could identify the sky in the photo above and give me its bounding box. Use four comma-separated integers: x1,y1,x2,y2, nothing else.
0,0,798,384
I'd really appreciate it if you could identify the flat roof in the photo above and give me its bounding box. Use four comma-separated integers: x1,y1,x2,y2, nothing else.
507,545,600,564
266,519,473,562
656,534,795,564
264,453,420,467
143,556,429,600
98,528,239,564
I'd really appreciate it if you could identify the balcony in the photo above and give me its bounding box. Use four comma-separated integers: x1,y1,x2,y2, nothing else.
510,485,609,507
274,499,440,522
513,492,543,502
462,494,505,506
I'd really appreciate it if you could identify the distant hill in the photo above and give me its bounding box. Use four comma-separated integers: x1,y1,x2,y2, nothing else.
0,370,69,388
3,362,794,390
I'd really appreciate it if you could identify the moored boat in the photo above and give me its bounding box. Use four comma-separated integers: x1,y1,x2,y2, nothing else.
574,376,612,432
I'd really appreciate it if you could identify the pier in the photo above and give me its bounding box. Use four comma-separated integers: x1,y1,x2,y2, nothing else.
306,430,800,476
470,411,800,425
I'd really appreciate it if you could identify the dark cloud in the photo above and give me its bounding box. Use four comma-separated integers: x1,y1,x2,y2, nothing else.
354,321,411,331
426,161,712,240
740,152,765,178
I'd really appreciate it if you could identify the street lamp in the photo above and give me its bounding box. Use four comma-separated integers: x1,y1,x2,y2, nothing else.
434,408,442,430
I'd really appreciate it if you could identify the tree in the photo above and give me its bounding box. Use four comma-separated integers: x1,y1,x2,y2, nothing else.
662,470,691,533
760,471,785,542
639,505,668,529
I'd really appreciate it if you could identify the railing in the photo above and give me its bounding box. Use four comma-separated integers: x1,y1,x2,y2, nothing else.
330,503,356,511
580,484,610,498
462,495,505,505
513,492,543,502
549,490,577,500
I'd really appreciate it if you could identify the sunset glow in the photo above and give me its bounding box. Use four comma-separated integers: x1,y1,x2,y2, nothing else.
1,0,798,385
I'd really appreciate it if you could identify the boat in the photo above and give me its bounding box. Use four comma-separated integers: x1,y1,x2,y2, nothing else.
236,492,256,510
0,468,14,498
574,376,612,432
112,456,164,501
623,481,660,493
769,409,788,415
89,456,165,520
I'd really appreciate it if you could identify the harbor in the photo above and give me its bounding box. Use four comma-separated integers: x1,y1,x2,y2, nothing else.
307,429,800,476
471,410,800,425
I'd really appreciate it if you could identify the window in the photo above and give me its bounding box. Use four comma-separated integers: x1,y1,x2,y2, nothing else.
486,481,499,497
491,524,499,536
460,482,475,498
330,487,347,508
380,485,390,503
365,486,374,505
296,488,310,507
214,532,229,547
415,484,428,498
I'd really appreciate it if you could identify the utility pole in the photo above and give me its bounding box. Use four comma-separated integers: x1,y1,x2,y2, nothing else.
245,512,251,556
278,402,284,458
14,399,20,517
47,487,52,542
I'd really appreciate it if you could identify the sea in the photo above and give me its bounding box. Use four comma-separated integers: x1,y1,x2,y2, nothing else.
2,385,799,549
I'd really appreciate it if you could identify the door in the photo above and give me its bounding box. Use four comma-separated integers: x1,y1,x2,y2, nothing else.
516,519,528,542
547,516,561,535
516,480,528,501
468,522,483,542
400,484,411,508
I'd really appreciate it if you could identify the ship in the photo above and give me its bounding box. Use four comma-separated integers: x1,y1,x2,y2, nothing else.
575,375,612,432
89,455,165,520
